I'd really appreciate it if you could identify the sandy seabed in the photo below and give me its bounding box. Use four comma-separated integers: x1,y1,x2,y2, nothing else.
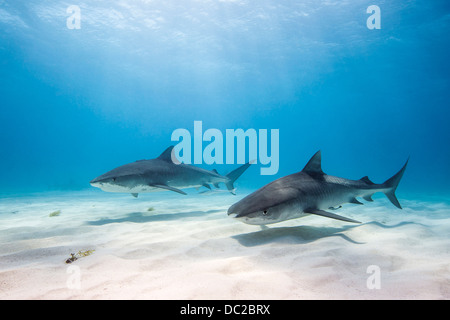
0,190,449,300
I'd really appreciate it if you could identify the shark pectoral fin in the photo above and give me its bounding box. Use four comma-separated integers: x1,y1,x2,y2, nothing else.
202,183,211,190
362,194,374,202
305,208,361,224
151,184,187,195
349,197,364,205
213,183,220,189
131,193,139,198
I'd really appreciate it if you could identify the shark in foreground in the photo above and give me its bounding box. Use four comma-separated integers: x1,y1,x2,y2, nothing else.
228,151,408,225
90,146,252,197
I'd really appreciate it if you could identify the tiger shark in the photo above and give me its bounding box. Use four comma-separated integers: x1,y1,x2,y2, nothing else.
90,146,252,197
227,151,408,225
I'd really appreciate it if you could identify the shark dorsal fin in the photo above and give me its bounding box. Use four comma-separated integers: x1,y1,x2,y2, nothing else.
302,150,324,176
157,146,175,162
360,176,375,185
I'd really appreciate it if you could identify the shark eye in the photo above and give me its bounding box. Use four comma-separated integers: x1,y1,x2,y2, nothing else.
112,178,116,182
263,210,268,215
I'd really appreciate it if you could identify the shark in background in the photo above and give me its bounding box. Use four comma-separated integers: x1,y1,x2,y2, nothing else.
228,151,408,225
90,146,252,197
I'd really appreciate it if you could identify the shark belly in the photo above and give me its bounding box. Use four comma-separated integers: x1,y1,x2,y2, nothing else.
97,183,161,193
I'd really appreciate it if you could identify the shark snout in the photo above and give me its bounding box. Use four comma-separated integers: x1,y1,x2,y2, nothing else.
227,211,247,218
90,174,116,186
227,211,241,218
90,176,108,187
227,204,247,218
90,178,101,187
227,206,238,218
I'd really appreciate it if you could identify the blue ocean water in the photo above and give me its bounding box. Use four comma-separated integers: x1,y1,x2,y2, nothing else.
1,0,449,200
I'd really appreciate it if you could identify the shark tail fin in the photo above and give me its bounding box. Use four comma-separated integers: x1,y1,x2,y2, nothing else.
382,158,409,209
225,161,253,195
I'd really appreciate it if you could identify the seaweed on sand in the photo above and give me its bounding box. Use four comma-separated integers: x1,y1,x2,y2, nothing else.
49,210,61,217
65,249,95,264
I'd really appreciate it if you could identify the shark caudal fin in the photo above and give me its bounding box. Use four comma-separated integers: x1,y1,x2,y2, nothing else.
225,161,253,195
382,158,409,209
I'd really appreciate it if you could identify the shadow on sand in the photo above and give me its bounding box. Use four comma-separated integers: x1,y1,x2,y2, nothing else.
86,209,223,225
231,221,423,247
